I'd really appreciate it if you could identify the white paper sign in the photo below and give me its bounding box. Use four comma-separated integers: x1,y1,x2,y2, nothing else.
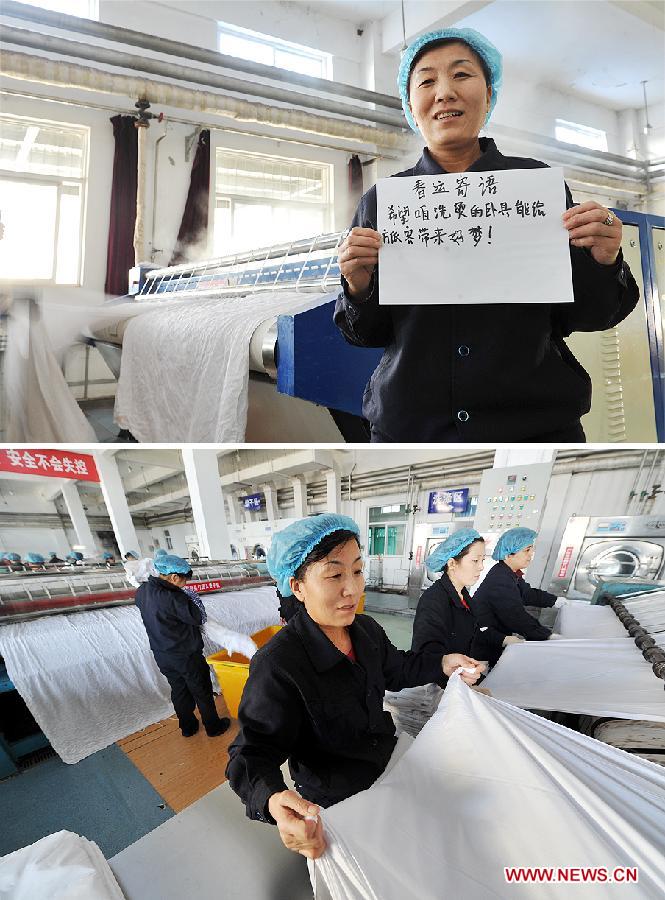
376,167,573,305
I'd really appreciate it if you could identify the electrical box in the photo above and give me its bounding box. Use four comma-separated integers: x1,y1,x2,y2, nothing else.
474,462,553,534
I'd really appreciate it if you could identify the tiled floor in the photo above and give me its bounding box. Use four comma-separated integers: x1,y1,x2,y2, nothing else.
362,591,415,650
0,743,173,858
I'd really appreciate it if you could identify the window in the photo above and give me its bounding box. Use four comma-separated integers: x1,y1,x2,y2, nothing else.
368,505,408,557
218,23,331,79
164,530,173,551
214,148,332,254
16,0,98,18
555,119,608,153
0,115,88,284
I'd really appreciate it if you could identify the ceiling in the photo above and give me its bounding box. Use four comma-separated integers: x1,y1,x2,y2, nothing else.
311,0,665,108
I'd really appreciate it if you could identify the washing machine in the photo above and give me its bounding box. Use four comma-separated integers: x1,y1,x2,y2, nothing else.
549,515,665,599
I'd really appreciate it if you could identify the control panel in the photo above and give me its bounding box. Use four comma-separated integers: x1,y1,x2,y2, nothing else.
474,462,553,534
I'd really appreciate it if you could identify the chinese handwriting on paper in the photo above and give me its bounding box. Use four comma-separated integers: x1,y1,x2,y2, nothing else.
380,174,547,248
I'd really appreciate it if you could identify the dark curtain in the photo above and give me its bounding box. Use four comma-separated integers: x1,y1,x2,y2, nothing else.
170,129,211,265
348,154,363,211
104,115,138,296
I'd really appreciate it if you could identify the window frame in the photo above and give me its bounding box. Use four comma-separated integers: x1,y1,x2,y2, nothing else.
0,114,89,286
554,118,608,153
214,146,333,254
217,21,332,79
368,522,407,558
19,0,99,19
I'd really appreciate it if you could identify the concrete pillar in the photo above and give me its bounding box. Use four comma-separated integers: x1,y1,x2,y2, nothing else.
60,481,98,555
94,452,139,557
326,470,340,514
182,449,231,560
291,476,307,519
261,483,278,523
226,493,241,526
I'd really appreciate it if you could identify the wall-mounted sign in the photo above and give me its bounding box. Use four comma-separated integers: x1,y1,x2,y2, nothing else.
243,493,264,511
428,488,469,515
0,449,99,482
557,546,575,579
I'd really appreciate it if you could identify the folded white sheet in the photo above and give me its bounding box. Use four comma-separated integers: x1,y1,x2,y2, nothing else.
557,598,665,638
317,674,665,899
0,830,125,900
483,637,665,721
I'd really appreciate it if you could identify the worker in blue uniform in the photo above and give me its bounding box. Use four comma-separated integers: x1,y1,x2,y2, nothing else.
334,27,639,443
135,553,230,738
227,514,483,860
472,527,569,665
411,529,508,661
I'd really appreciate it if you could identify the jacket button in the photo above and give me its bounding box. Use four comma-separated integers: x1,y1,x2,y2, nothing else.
458,345,470,356
457,410,470,422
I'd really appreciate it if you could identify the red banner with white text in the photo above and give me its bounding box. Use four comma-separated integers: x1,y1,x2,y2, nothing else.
0,449,100,482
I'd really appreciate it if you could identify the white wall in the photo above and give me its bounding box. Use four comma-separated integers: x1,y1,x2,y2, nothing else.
0,525,70,559
3,0,658,316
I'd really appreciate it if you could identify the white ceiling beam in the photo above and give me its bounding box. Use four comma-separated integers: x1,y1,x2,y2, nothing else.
381,0,495,54
127,487,190,514
220,450,335,488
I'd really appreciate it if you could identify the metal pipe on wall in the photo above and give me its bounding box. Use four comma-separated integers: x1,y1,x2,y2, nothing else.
151,119,168,261
1,0,403,111
134,122,148,263
0,25,406,130
0,50,406,150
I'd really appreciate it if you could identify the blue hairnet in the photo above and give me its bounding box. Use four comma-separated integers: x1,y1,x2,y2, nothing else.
6,553,21,561
154,553,191,576
397,27,502,134
426,528,482,572
102,551,114,559
267,514,361,598
67,551,83,561
493,527,537,560
154,549,167,559
26,553,45,563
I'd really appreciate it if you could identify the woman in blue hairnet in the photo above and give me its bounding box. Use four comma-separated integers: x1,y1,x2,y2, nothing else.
135,552,230,739
411,529,506,661
472,527,568,665
335,28,638,443
226,513,483,861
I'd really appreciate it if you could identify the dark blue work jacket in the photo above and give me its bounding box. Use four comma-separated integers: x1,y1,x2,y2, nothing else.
334,138,639,442
135,575,203,659
226,608,446,820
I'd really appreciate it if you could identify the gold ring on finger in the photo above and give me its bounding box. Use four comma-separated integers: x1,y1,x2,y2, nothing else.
603,211,615,227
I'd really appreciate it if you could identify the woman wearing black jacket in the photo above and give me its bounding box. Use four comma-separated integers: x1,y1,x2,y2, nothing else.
472,527,569,665
335,27,638,442
226,514,483,862
411,529,508,662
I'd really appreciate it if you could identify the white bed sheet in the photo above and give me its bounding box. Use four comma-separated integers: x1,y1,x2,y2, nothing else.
483,638,665,721
0,587,279,764
114,290,330,442
318,674,665,899
0,831,124,900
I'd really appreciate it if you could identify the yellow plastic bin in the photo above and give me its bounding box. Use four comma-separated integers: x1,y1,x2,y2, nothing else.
207,625,281,718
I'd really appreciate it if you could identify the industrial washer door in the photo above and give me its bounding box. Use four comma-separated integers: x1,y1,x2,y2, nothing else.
573,539,665,596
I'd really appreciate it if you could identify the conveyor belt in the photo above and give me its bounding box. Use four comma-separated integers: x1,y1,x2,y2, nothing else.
0,564,273,623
